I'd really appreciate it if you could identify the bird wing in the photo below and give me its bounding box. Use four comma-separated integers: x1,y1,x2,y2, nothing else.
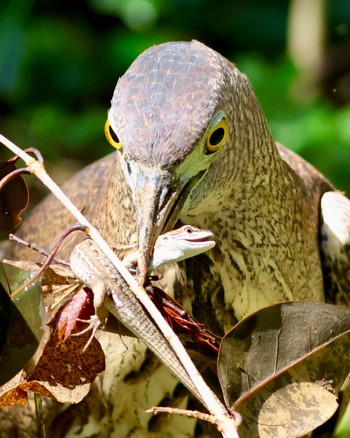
320,191,350,306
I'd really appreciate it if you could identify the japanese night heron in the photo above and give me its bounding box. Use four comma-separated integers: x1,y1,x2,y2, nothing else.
2,40,350,437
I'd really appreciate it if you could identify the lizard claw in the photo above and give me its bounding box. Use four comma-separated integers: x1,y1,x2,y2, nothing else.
72,315,104,351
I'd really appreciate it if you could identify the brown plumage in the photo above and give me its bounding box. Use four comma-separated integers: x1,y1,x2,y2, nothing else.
2,40,349,437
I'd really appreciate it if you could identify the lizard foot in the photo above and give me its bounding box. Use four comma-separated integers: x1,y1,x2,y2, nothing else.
72,315,104,351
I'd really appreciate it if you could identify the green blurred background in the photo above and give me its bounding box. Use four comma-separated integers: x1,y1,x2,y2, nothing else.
1,0,350,201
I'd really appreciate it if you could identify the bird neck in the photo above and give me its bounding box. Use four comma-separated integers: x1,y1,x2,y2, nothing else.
182,139,324,323
182,128,321,263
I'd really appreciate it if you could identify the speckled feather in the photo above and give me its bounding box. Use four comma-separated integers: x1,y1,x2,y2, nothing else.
2,40,350,437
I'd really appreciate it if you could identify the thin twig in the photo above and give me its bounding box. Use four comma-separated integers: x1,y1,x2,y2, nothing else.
10,225,85,297
146,406,214,422
0,167,32,190
9,233,70,266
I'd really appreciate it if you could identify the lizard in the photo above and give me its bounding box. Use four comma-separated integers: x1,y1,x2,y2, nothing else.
69,225,219,411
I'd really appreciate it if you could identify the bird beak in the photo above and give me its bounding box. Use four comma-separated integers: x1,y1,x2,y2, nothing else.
128,165,188,281
125,159,205,283
131,168,178,273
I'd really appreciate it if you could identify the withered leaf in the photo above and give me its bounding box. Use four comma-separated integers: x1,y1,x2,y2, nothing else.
55,287,94,341
0,261,105,407
0,324,105,406
145,284,221,360
237,381,338,438
0,385,28,407
27,323,105,403
0,246,107,407
0,161,29,235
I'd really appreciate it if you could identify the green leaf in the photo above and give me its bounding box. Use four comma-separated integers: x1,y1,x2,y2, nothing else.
0,263,45,386
335,401,350,437
0,281,11,355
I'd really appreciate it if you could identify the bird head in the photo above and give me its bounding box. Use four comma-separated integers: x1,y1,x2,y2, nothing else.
105,40,271,271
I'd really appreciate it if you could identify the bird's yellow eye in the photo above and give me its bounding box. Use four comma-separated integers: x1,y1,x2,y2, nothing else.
205,118,228,153
104,119,122,150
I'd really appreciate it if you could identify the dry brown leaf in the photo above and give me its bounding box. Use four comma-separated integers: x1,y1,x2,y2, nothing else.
0,329,105,407
0,161,29,235
55,287,94,341
0,260,105,407
0,386,28,407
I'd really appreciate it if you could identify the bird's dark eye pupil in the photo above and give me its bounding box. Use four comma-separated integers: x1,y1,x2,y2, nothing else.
209,127,225,146
109,125,120,143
